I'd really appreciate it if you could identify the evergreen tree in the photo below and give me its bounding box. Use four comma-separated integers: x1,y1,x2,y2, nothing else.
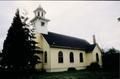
23,26,41,70
1,9,40,71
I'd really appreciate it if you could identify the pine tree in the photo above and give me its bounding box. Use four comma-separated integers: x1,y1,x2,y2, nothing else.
23,26,41,70
1,9,40,71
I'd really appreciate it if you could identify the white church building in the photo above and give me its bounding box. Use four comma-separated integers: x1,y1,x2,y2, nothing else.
30,5,102,72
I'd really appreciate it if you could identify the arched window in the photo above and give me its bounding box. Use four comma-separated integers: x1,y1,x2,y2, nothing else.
58,51,63,63
96,53,99,62
44,51,47,63
80,53,83,62
70,52,74,63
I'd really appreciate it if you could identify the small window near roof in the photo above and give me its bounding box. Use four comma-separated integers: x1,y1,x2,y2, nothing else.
41,22,45,26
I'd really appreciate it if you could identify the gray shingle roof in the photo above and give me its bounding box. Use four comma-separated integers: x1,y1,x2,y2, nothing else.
42,32,96,52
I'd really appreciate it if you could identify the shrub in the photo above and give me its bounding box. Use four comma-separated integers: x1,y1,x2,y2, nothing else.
68,67,76,71
86,62,100,71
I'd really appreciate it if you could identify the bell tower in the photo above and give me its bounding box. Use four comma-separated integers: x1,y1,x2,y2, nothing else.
30,5,50,34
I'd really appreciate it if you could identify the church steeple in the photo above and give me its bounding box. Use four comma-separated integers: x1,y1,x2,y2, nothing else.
31,5,50,34
33,5,46,18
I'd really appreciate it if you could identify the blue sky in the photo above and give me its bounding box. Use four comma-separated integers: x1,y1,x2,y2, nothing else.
0,1,120,51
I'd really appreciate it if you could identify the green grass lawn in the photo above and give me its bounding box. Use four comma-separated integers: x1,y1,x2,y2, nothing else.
0,70,119,79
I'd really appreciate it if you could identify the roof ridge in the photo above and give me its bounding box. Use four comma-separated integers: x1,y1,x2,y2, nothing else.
48,31,89,43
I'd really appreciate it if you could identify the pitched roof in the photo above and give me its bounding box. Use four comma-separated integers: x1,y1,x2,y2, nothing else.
42,32,96,52
33,5,46,13
30,16,50,23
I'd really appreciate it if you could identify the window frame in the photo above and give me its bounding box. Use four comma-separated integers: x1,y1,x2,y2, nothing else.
44,51,47,63
58,51,63,63
96,53,99,62
41,22,45,26
41,12,44,17
38,12,40,16
70,52,74,63
80,52,84,63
